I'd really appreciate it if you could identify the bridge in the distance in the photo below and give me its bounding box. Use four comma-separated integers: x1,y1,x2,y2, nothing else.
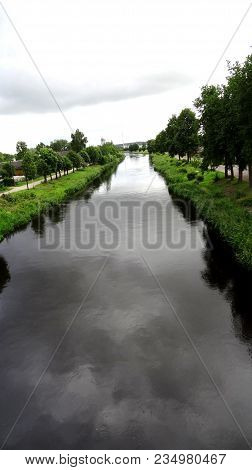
115,141,147,149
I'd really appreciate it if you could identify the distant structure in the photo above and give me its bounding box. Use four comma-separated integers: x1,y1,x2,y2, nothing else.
12,160,23,176
116,141,147,149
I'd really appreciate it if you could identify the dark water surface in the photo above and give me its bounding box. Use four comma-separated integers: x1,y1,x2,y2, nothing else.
0,154,251,449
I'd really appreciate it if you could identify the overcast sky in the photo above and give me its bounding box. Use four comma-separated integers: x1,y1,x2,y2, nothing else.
0,0,251,153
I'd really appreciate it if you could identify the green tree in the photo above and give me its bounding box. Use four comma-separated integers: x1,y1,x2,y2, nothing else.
195,86,227,172
222,79,244,181
155,130,167,154
85,146,104,164
50,139,69,152
175,108,199,162
56,155,63,177
100,142,118,157
70,129,88,153
129,143,139,152
79,149,91,165
99,142,120,163
0,152,14,163
165,114,178,157
37,147,57,182
147,139,156,154
1,162,14,178
16,141,28,160
62,156,72,175
36,142,46,152
227,56,252,186
0,162,15,186
37,158,49,183
22,150,37,189
67,150,81,172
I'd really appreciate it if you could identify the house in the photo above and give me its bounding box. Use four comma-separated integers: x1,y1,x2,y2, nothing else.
12,160,23,176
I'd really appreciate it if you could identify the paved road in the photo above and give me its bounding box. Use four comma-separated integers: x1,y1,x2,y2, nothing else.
0,170,73,197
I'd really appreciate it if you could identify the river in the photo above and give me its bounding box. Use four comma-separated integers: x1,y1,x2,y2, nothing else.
0,153,251,449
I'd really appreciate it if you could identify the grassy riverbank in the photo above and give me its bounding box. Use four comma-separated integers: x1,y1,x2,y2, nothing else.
152,154,252,269
0,158,122,242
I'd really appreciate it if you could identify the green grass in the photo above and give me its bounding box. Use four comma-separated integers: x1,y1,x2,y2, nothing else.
0,158,122,242
0,175,47,192
152,154,252,269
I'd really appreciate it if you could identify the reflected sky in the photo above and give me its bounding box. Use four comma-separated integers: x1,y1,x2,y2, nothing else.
0,154,251,450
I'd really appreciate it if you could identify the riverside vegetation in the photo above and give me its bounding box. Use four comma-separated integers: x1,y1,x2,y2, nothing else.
147,54,252,269
148,55,252,187
0,131,123,241
152,154,252,269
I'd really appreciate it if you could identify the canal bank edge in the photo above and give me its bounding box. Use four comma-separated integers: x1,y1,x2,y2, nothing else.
0,154,124,243
151,153,252,270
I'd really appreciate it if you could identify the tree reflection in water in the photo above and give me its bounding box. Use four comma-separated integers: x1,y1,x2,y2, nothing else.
201,227,252,346
0,256,11,294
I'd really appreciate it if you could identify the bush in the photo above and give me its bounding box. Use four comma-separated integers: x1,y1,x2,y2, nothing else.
178,167,187,173
187,171,197,180
2,177,14,187
196,174,204,182
191,157,201,168
200,160,209,172
239,197,252,207
129,143,139,152
235,190,246,199
79,150,90,165
85,146,104,164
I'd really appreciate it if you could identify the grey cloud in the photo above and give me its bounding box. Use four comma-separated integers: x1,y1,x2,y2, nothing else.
0,68,191,115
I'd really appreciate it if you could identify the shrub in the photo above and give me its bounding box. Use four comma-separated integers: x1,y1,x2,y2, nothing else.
2,177,14,187
187,171,197,180
85,146,104,164
196,174,204,182
239,197,252,207
79,150,90,165
200,160,209,172
235,190,246,199
191,157,201,168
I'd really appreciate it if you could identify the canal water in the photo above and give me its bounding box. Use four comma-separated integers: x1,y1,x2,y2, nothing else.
0,154,251,449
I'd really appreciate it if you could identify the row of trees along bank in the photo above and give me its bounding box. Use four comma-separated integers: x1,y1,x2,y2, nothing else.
0,130,121,190
147,54,252,187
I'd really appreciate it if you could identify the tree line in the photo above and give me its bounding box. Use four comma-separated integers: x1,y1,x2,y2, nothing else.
128,143,146,152
147,54,252,187
0,130,120,189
